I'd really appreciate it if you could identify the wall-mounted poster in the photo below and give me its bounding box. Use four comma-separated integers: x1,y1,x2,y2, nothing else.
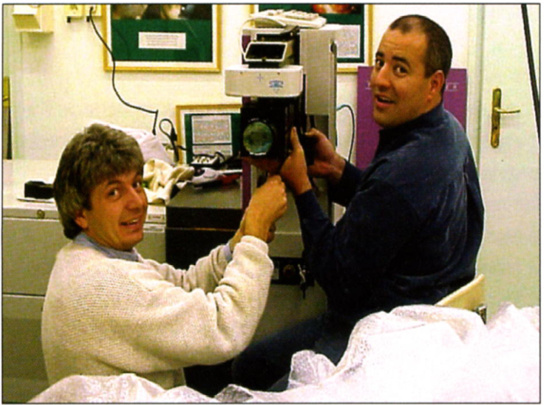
102,4,221,72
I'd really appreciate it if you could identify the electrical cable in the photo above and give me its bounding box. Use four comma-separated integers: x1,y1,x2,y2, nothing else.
159,118,185,164
88,6,159,135
337,104,356,162
521,4,540,143
158,115,233,167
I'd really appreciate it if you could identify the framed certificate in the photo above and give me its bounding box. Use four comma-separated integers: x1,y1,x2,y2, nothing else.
102,4,221,72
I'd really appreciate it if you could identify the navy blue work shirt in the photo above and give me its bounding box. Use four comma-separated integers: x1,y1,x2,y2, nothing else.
295,103,485,324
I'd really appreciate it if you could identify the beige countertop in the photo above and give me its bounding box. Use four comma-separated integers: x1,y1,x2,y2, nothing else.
3,160,165,223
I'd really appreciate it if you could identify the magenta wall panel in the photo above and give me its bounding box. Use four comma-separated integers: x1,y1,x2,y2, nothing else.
356,67,467,170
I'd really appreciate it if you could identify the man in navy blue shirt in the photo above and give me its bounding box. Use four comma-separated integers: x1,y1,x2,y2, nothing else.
232,14,484,391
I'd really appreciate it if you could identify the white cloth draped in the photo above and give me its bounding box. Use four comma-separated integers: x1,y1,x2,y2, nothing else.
31,303,540,403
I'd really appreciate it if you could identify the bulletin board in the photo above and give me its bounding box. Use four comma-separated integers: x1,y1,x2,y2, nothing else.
176,105,242,164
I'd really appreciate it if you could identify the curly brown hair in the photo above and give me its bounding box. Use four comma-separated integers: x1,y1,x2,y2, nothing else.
53,123,144,239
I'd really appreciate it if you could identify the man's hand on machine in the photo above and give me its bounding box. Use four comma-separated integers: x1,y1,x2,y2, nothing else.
303,128,346,185
243,125,346,194
280,128,313,196
242,175,287,243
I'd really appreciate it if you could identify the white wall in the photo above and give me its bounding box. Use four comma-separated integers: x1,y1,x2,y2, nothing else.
3,4,473,161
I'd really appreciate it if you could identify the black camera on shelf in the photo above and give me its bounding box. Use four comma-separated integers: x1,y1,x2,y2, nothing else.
239,96,306,161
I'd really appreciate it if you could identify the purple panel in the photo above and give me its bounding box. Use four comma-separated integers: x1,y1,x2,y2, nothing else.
443,69,468,130
355,67,467,170
355,66,381,170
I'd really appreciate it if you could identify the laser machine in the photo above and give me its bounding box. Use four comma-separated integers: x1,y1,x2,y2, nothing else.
225,11,340,288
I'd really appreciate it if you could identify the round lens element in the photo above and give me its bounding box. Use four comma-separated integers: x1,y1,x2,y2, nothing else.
243,121,274,156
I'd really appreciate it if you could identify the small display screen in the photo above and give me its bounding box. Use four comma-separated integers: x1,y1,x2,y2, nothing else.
245,42,286,61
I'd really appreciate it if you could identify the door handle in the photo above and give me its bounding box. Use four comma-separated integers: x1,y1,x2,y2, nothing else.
491,88,521,148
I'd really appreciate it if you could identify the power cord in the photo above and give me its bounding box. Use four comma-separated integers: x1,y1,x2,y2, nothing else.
88,6,159,135
158,118,186,164
337,104,356,162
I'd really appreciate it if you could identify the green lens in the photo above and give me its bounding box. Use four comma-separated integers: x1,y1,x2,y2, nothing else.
243,121,274,156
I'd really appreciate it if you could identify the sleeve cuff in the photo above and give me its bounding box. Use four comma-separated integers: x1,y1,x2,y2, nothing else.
222,243,233,262
228,235,269,260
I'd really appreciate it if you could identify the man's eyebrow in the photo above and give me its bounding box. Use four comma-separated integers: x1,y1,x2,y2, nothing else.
374,51,411,67
105,179,122,186
105,173,142,186
392,55,410,66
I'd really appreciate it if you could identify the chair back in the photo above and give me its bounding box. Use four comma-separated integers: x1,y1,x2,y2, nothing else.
436,274,486,322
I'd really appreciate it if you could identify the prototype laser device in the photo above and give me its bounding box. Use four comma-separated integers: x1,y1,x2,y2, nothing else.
225,15,340,286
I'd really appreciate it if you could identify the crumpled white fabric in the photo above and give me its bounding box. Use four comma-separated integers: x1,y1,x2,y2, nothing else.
143,159,194,204
30,303,540,403
30,374,213,403
90,120,175,165
287,350,336,389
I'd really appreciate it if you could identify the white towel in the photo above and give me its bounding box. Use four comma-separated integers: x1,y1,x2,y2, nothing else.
143,159,194,204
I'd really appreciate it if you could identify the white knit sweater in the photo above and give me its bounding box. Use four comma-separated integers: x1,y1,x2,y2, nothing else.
41,235,273,389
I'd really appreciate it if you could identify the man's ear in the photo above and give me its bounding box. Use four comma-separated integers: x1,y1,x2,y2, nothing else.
429,70,445,99
74,210,88,230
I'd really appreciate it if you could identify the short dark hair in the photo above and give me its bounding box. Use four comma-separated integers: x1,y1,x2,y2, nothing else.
54,124,144,239
389,15,452,79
